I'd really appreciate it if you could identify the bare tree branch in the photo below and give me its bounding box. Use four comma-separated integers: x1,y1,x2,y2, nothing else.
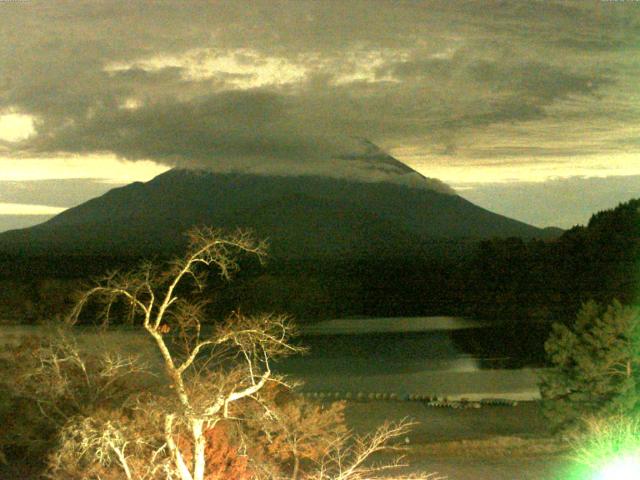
50,227,438,480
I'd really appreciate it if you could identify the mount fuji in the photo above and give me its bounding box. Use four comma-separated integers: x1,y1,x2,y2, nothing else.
0,143,558,258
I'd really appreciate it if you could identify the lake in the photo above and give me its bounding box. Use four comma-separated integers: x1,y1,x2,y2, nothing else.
1,316,545,401
280,316,544,401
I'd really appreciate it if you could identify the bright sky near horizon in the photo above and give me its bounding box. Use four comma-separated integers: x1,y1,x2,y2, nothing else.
0,1,639,230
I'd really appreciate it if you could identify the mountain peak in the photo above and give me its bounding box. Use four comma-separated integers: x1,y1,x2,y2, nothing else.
166,139,454,194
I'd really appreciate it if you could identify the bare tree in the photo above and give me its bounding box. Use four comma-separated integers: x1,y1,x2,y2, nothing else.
59,227,441,480
308,421,446,480
68,227,303,480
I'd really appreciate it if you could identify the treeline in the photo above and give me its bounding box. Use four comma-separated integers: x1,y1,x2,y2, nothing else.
216,199,639,326
1,199,638,329
463,198,639,324
0,254,142,323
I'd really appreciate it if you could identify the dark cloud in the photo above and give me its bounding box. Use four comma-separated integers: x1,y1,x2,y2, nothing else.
468,61,601,102
0,0,638,174
376,50,607,156
379,58,452,80
384,55,602,104
452,146,606,160
556,37,627,52
28,90,362,164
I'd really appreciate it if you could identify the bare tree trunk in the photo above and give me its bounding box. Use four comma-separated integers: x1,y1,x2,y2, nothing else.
165,414,194,480
291,449,300,480
192,419,206,480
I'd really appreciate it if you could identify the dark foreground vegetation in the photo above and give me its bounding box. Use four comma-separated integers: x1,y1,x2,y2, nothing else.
1,228,435,479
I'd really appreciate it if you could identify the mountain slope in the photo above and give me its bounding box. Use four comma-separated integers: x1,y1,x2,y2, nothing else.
0,168,557,258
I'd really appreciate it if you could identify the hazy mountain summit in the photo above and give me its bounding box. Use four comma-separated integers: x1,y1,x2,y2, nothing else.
171,138,454,194
332,138,454,193
0,143,556,257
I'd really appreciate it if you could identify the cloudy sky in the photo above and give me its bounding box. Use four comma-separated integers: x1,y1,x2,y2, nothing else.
1,0,639,232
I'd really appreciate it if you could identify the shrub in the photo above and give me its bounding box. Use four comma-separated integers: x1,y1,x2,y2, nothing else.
0,332,154,479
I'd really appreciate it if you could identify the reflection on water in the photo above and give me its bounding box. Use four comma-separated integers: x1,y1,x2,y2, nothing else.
276,317,545,401
2,316,548,375
281,330,481,375
279,316,547,376
301,316,484,335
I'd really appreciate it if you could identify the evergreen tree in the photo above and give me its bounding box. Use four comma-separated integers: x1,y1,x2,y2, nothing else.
540,300,640,431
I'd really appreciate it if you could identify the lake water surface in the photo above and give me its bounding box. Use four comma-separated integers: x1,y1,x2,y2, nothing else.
1,317,545,400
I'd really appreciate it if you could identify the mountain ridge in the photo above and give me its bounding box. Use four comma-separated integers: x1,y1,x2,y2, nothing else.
0,167,559,258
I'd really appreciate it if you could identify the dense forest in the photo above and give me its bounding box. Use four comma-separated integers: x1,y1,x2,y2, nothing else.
1,199,638,337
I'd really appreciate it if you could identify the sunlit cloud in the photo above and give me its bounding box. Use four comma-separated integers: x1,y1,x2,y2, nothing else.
398,151,640,186
0,202,66,215
102,45,412,91
0,111,35,142
0,155,168,182
330,48,410,85
105,48,309,89
120,98,143,110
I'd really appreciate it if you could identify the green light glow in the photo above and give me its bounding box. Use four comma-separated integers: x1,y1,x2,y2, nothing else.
595,455,640,480
565,416,640,480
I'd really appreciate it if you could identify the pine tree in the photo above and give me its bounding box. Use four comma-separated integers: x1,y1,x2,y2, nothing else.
540,300,640,432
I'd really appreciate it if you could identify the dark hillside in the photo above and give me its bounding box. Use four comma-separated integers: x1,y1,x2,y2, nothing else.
0,170,555,258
